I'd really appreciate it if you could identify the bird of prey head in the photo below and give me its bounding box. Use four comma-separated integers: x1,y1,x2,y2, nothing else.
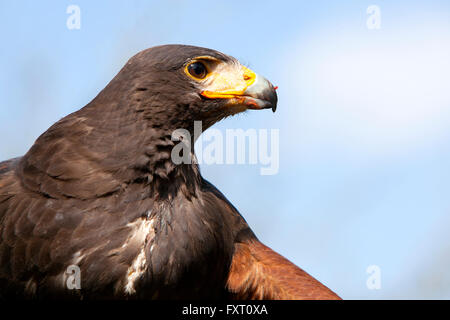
102,44,277,132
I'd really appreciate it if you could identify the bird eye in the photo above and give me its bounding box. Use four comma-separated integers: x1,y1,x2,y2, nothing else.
187,61,208,79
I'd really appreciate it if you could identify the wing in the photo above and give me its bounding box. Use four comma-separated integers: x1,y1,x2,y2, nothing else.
0,155,152,299
226,237,341,300
200,180,341,300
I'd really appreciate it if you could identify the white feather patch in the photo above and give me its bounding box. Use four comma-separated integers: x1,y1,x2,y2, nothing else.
123,215,155,295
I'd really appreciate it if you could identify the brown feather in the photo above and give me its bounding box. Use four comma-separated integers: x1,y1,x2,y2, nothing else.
227,239,341,300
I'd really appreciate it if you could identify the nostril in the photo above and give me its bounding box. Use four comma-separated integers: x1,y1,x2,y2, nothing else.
244,75,251,81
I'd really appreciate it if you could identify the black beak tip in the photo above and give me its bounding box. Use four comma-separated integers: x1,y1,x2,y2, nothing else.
269,86,278,113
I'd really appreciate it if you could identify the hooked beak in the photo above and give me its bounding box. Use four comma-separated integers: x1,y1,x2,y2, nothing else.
200,66,278,112
239,74,278,112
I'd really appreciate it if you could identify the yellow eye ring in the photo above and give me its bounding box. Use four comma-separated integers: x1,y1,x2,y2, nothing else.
186,61,208,79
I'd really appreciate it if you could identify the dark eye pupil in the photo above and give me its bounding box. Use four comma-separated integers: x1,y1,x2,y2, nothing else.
188,62,207,78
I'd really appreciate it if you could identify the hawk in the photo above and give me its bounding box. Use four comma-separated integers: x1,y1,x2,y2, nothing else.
0,45,340,300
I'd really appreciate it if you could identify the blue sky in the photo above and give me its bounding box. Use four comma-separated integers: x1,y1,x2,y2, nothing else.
1,0,450,298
